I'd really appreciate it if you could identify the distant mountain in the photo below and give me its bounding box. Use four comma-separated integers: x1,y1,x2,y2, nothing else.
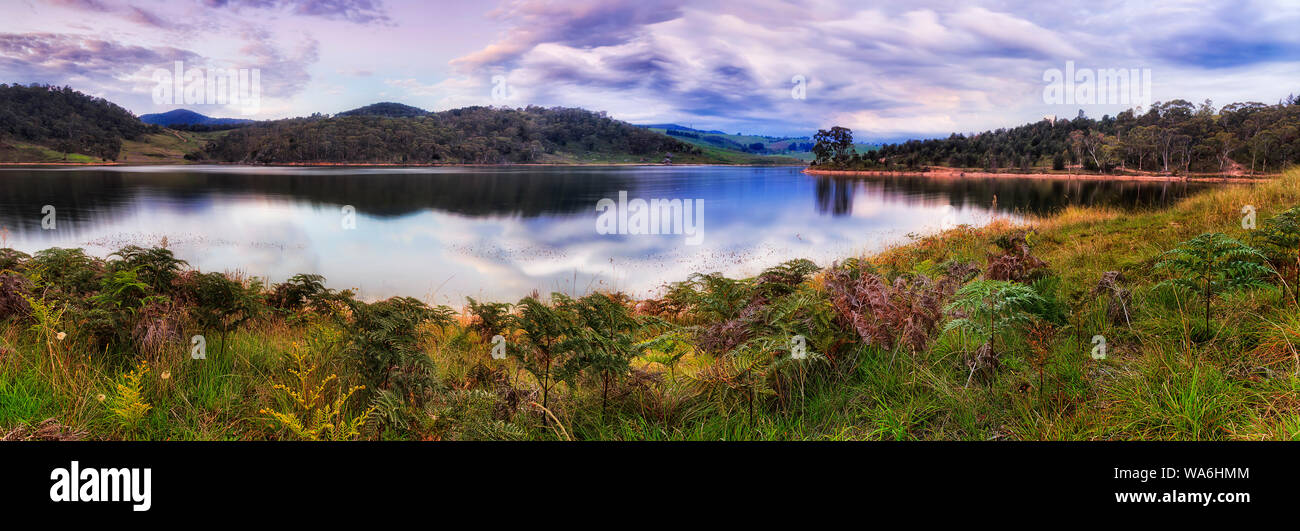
139,109,254,127
336,102,428,118
637,123,727,135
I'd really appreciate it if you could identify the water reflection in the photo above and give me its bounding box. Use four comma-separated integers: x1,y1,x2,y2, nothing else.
813,174,1211,216
0,165,1215,303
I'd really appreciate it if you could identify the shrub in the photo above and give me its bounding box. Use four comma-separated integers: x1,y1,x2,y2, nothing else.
465,297,511,339
85,267,158,351
985,230,1048,282
557,293,647,419
509,294,575,422
753,259,821,303
130,298,185,359
28,248,103,298
267,273,329,312
0,271,32,320
0,248,30,271
824,262,969,353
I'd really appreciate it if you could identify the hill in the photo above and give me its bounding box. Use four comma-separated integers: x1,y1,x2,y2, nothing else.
638,123,726,134
812,97,1300,174
0,85,801,165
139,109,254,128
196,105,801,164
336,102,428,118
0,83,155,161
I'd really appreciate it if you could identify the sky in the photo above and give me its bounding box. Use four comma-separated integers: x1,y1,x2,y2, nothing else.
2,0,1299,140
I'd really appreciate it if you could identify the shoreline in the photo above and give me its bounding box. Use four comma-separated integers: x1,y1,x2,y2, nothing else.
1,161,808,169
802,167,1273,184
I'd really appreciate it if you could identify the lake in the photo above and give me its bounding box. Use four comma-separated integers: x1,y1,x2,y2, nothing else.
0,165,1213,304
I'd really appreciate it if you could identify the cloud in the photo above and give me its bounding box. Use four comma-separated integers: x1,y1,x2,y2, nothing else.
0,32,197,83
419,0,1300,138
451,0,686,70
201,0,392,24
234,28,320,98
9,0,1300,136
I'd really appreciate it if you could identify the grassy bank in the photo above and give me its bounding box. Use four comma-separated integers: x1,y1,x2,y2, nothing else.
2,168,1299,441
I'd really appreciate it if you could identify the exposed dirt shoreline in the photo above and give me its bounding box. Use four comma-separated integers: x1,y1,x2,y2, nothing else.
1,161,805,168
802,167,1274,184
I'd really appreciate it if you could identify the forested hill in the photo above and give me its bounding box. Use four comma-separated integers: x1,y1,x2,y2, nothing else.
197,105,710,164
0,84,156,161
335,102,428,118
813,96,1300,175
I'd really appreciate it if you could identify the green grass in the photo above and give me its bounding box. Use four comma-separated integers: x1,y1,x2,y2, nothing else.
0,141,98,163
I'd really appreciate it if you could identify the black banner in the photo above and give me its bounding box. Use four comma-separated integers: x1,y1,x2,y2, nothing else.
0,442,1287,521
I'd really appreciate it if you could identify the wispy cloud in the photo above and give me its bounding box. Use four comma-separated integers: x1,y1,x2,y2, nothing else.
3,0,1299,137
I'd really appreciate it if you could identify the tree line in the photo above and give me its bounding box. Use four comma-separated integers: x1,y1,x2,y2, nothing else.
812,95,1300,175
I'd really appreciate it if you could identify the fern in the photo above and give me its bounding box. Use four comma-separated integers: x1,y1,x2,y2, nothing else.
943,279,1046,385
466,297,511,339
261,343,372,441
1155,232,1273,330
508,294,576,423
21,293,69,383
108,361,152,432
1248,206,1300,302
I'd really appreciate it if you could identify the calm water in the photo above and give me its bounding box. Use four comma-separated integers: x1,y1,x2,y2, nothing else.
0,165,1213,304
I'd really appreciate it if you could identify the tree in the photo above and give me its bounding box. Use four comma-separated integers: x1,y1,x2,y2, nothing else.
1207,132,1241,173
1155,233,1272,330
812,126,854,166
